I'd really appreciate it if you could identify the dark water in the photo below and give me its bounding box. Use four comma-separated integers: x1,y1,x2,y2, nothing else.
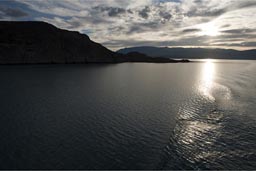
0,60,256,169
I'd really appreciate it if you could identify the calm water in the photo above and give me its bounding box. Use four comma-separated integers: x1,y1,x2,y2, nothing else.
0,60,256,169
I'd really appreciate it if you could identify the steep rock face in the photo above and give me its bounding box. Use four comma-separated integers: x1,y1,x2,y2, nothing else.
0,21,117,64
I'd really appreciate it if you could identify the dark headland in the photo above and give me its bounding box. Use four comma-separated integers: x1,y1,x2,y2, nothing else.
0,21,189,64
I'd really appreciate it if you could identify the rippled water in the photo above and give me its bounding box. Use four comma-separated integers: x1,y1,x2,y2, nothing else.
0,60,255,169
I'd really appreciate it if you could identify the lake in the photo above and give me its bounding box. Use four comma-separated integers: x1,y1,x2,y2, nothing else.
0,60,256,169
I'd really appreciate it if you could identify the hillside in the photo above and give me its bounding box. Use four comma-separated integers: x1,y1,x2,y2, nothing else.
0,21,120,64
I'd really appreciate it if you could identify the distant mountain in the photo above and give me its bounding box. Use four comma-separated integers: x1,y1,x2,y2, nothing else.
117,46,256,60
0,21,188,64
121,52,189,63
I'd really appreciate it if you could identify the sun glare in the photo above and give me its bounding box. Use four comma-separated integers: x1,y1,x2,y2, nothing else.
199,23,220,37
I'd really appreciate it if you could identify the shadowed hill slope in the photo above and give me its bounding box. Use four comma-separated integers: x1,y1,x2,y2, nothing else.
0,21,118,64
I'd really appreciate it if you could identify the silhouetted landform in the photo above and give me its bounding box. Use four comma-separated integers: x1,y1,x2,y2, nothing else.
0,21,189,64
120,52,189,63
0,21,117,64
118,46,256,60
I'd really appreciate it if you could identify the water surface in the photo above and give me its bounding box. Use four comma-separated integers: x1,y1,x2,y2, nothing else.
0,60,255,169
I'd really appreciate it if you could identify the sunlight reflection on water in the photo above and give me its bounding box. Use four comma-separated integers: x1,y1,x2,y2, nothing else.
166,59,225,168
199,59,216,100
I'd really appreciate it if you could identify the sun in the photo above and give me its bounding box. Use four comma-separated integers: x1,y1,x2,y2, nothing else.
199,23,220,37
201,27,219,36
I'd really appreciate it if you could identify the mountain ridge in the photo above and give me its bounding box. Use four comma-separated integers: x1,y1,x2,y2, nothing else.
117,46,256,60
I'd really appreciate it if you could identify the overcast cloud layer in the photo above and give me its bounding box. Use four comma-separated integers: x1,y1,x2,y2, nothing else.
0,0,256,50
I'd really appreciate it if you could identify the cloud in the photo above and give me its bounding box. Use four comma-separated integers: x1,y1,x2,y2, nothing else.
139,6,151,19
126,21,160,34
93,6,127,17
0,6,28,18
187,8,226,17
236,1,256,9
182,28,201,33
1,0,256,50
221,29,255,34
102,35,213,49
241,42,256,47
221,24,231,28
212,41,256,47
159,11,172,21
107,7,126,17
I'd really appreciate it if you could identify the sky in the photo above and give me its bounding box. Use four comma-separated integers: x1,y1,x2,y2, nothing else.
0,0,256,51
